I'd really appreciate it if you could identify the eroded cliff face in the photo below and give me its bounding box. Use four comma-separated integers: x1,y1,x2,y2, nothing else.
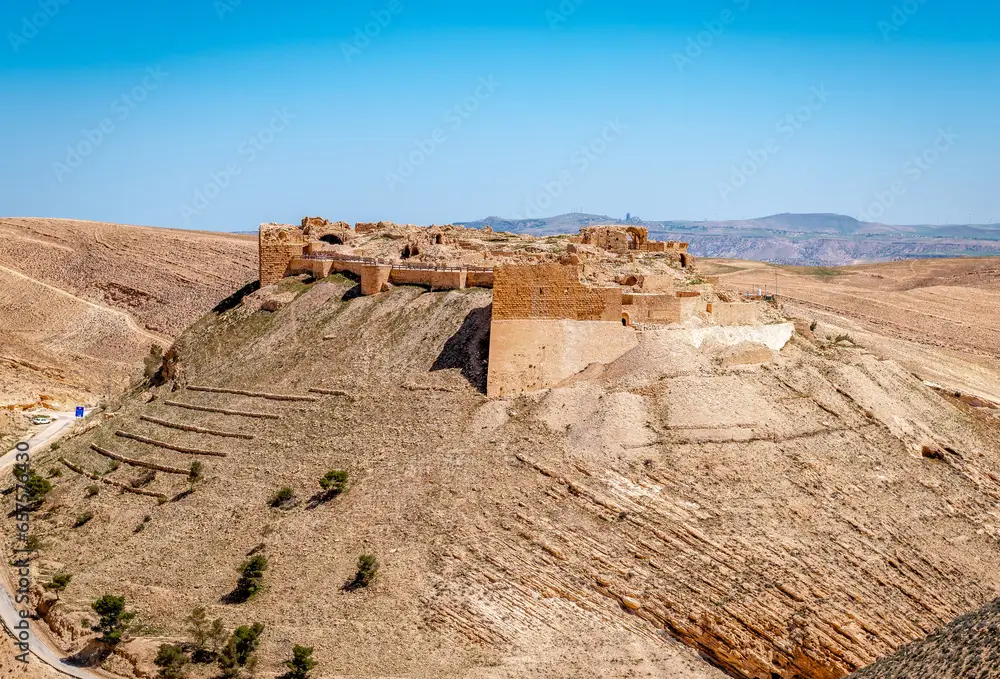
9,276,999,679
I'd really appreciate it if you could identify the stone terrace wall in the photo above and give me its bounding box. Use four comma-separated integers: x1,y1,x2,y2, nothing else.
492,264,622,322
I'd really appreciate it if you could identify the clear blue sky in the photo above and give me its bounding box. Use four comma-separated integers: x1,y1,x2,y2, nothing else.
1,0,998,230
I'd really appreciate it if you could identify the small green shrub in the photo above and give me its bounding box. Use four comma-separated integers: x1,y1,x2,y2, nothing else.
318,470,348,497
90,594,136,644
46,572,72,596
85,484,100,498
187,606,227,663
73,511,94,528
24,534,44,553
217,623,264,677
269,486,294,508
189,461,203,482
49,441,61,451
48,465,61,476
15,469,52,506
234,554,268,600
154,643,189,679
345,554,378,591
809,320,818,332
279,644,316,679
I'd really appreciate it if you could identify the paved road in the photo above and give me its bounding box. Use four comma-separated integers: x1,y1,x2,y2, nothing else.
0,412,102,679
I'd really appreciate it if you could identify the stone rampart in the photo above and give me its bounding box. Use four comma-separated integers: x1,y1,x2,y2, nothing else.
492,264,621,321
708,302,759,326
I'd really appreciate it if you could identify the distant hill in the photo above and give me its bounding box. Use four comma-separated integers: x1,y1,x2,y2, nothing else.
456,212,1000,265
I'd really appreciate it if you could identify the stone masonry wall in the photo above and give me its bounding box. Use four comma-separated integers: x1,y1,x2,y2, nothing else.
492,264,622,322
259,224,307,285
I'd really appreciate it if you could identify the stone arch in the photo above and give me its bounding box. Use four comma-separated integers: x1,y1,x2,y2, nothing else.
622,274,639,287
622,311,632,327
625,226,648,250
320,234,343,245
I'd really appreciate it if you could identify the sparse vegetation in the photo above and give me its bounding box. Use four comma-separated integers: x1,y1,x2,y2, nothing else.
24,534,44,553
47,464,61,475
186,606,227,662
73,510,94,528
154,643,189,679
345,554,378,591
233,554,268,601
85,484,100,497
318,470,348,498
279,645,317,679
134,514,152,533
809,320,818,332
269,486,295,508
189,460,203,482
49,441,61,451
16,469,52,507
833,333,857,345
46,572,72,598
217,623,264,678
90,594,136,644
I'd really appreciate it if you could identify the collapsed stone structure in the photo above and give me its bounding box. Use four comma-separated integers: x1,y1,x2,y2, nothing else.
259,220,783,397
572,225,694,267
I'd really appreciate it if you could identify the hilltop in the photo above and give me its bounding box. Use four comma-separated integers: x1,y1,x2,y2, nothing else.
0,218,256,441
457,213,1000,265
5,228,1000,679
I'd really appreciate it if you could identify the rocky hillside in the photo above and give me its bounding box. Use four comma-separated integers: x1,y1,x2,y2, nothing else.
6,272,1000,679
849,596,1000,679
0,218,256,426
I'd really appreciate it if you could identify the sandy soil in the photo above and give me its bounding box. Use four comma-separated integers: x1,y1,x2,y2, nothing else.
0,218,256,432
4,268,997,679
705,257,1000,404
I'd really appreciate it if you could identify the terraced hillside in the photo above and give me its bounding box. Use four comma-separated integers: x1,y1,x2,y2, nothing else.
7,272,1000,679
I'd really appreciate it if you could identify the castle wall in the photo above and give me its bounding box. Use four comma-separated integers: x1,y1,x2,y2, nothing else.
486,320,638,397
389,268,467,290
622,293,683,324
467,270,495,288
362,264,393,295
492,264,621,321
259,225,307,286
708,302,759,326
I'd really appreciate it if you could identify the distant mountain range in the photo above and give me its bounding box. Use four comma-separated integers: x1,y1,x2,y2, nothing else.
455,213,1000,265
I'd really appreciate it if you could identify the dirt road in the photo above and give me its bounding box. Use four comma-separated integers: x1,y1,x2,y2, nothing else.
0,413,102,679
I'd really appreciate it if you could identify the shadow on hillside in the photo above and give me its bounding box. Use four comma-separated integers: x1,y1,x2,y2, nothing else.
66,640,112,667
213,280,261,314
431,304,491,394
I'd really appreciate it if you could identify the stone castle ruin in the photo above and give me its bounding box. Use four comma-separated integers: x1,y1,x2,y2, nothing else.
258,220,790,396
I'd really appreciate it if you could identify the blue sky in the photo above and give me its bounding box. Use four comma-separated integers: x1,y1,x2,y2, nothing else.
1,0,998,230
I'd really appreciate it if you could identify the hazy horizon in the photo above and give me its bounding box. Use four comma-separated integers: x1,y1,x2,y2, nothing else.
2,0,999,231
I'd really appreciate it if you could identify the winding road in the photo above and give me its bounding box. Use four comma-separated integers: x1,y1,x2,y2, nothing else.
0,413,102,679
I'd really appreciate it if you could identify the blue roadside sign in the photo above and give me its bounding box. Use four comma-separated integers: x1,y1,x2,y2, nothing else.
75,407,84,418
